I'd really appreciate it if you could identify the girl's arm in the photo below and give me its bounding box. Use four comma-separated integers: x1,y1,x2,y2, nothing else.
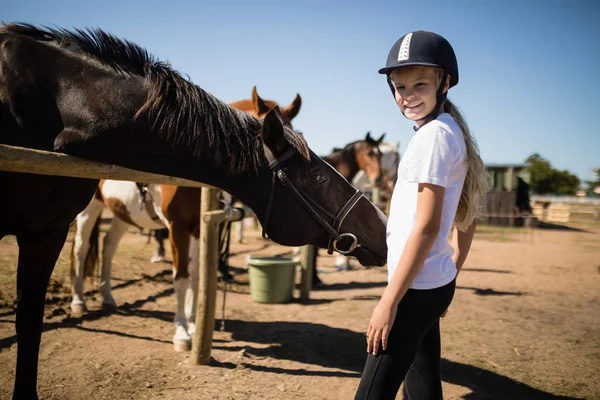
367,182,445,354
452,221,477,275
380,182,445,308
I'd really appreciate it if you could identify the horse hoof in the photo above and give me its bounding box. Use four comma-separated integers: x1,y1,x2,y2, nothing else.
70,304,87,315
173,340,191,353
150,255,164,263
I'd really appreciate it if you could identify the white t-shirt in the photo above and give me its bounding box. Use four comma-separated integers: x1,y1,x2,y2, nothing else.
386,113,467,289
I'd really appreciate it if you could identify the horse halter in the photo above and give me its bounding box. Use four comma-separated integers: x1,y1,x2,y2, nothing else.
261,147,375,256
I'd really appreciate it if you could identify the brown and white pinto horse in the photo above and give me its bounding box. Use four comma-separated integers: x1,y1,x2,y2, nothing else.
70,182,201,351
70,89,302,351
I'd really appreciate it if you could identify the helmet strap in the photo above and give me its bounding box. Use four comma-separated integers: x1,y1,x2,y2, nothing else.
387,76,410,119
386,76,396,97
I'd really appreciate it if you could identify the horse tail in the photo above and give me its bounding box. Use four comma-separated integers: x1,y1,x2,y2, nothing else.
70,212,101,281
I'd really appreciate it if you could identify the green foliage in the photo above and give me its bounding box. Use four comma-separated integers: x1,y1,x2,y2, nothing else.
525,153,580,195
584,168,600,195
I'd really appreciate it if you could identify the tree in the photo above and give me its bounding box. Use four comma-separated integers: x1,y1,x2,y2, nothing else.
525,153,580,195
584,168,600,195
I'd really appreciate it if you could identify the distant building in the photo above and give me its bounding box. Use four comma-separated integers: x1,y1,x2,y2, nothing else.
483,163,532,226
485,163,529,191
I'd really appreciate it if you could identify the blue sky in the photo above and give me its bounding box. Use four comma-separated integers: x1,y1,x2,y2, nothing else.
4,0,599,182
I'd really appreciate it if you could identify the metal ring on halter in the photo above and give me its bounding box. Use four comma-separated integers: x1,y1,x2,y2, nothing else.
333,233,358,255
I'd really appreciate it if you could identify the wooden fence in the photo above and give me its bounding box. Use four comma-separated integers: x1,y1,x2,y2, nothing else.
482,190,518,226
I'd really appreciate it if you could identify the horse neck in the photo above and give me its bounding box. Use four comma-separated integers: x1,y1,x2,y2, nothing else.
72,88,272,221
323,145,359,181
341,145,360,181
323,152,341,169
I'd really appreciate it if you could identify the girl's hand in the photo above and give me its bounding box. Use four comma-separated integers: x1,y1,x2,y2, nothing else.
366,300,397,355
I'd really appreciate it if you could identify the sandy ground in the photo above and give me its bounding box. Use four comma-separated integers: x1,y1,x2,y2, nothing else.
0,220,599,399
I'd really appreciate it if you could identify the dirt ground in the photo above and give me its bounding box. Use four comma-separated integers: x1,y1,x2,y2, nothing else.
0,219,599,400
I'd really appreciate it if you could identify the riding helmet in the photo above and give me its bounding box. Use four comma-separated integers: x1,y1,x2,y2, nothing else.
378,30,459,87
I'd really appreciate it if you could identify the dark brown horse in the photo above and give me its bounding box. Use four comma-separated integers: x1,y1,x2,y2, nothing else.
0,24,387,398
308,133,385,285
70,88,304,351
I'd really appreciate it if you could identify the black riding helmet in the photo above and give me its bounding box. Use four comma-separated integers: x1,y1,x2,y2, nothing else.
379,31,458,125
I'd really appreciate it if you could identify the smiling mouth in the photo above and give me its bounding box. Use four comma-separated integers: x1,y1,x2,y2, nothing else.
405,102,423,109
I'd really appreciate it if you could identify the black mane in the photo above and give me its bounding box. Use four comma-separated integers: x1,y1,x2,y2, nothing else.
1,23,310,173
1,23,153,76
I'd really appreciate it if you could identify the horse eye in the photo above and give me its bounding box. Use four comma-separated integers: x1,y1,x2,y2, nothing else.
310,173,326,185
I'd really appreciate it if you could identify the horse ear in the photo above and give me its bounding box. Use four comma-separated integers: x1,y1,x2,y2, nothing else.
377,133,386,144
283,93,302,121
252,86,268,115
261,106,286,152
365,132,373,141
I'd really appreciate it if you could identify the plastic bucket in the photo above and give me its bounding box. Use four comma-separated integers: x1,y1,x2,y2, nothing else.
247,256,298,304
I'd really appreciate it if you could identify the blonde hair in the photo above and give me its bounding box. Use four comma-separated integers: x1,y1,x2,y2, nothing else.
442,99,490,230
390,67,489,229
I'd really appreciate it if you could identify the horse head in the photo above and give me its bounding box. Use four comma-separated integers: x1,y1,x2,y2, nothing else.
354,132,385,186
258,107,387,267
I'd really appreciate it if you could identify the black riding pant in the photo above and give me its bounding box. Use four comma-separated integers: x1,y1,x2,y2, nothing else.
355,279,456,400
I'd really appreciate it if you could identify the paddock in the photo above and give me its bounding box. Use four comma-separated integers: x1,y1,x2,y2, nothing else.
0,217,598,399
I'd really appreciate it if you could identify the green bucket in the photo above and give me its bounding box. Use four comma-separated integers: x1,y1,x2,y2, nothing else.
247,256,299,304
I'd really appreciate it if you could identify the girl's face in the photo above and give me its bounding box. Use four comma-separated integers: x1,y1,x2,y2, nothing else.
389,66,449,126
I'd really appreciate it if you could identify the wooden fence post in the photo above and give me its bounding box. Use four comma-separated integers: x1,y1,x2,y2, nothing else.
192,186,219,365
299,245,315,301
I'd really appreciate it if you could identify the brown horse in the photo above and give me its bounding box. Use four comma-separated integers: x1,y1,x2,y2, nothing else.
323,132,385,186
231,85,301,121
70,89,303,351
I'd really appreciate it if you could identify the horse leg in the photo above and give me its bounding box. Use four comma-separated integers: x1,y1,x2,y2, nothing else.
235,219,244,243
312,248,324,287
169,221,192,352
99,217,129,311
13,227,69,400
70,198,104,314
185,235,200,336
151,228,169,263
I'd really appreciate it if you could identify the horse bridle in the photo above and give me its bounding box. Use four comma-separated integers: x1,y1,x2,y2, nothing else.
261,146,381,258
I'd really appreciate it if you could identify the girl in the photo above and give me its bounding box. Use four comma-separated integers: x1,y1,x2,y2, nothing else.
355,31,489,399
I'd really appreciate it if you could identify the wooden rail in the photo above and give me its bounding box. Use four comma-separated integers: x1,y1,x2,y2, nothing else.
0,144,207,188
